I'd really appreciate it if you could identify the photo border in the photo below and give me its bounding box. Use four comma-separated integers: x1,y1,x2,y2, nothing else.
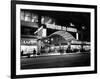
11,0,97,78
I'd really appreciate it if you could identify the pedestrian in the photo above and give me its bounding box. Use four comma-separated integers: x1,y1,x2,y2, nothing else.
33,48,36,55
21,50,24,56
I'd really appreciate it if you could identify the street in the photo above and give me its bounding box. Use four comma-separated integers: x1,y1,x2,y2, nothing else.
21,53,90,69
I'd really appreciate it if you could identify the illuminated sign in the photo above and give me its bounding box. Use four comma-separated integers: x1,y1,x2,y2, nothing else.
21,39,37,45
71,40,82,44
46,24,77,32
46,24,56,29
62,26,66,31
46,24,66,30
66,27,77,32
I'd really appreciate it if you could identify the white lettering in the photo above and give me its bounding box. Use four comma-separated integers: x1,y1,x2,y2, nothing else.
67,27,77,32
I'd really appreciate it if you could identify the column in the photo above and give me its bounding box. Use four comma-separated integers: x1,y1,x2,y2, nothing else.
76,32,79,40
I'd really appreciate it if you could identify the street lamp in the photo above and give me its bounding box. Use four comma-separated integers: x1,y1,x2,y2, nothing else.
51,38,53,41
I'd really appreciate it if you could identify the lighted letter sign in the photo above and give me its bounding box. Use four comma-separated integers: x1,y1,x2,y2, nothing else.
21,39,37,45
46,24,77,32
66,27,77,32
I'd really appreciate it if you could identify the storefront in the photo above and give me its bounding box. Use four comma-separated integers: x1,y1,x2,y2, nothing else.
20,10,90,56
21,37,37,57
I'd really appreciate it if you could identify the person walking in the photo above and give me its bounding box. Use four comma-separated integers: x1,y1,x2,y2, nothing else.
33,48,36,55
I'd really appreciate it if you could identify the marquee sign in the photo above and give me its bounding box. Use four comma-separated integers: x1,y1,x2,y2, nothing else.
21,39,37,45
66,27,77,32
46,24,77,32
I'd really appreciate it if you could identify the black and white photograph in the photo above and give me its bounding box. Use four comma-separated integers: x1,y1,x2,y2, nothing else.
11,0,97,78
20,9,91,69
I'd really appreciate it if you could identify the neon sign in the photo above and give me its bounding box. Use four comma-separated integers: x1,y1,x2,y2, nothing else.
46,24,77,32
66,27,77,32
21,39,37,45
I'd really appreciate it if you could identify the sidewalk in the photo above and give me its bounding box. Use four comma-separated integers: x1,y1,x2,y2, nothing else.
21,52,89,58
